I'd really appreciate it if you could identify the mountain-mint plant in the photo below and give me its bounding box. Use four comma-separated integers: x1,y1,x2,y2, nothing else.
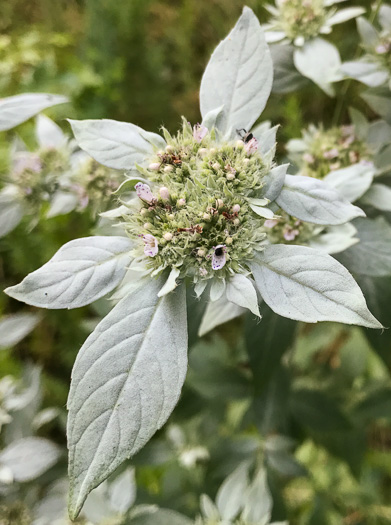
3,7,383,519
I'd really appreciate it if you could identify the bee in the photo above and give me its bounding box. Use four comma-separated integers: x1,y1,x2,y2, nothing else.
236,128,253,143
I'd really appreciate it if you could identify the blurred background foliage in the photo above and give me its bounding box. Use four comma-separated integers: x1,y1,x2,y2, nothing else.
1,1,391,524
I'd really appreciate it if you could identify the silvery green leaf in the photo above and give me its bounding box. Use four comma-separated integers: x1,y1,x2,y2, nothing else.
375,144,391,173
200,494,220,520
264,30,286,43
82,483,113,524
5,236,133,309
0,93,68,132
198,296,245,337
0,437,61,482
109,468,136,514
250,204,274,219
323,162,375,202
379,5,391,30
127,506,192,525
158,268,181,297
46,191,78,218
362,92,391,123
367,120,391,151
0,313,41,349
226,274,261,317
0,188,24,238
200,7,273,138
67,280,187,519
114,176,149,194
361,183,391,211
270,45,308,94
276,175,365,225
308,223,358,254
242,469,272,525
138,128,166,150
250,244,382,328
341,60,388,87
36,114,67,148
68,119,161,170
32,407,59,430
294,38,342,96
201,105,225,131
348,107,368,140
258,125,279,156
263,164,289,201
357,17,378,47
194,280,208,298
337,217,391,276
210,278,226,302
327,7,365,26
216,462,250,521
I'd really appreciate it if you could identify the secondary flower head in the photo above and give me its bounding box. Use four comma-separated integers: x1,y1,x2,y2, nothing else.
264,0,364,45
287,124,370,179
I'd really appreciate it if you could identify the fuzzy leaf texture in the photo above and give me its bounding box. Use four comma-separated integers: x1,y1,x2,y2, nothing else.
276,175,366,225
250,244,382,328
68,119,165,170
0,93,68,131
67,279,188,518
200,6,273,138
5,236,133,309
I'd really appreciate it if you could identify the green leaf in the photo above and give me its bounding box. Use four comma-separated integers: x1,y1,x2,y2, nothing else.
290,389,351,432
250,245,382,328
200,7,273,138
276,175,365,225
67,279,188,518
5,236,133,309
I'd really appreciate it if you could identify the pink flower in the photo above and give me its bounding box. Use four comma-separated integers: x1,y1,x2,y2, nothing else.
244,137,258,155
135,182,154,204
143,234,158,257
264,219,278,228
323,148,339,160
303,153,315,164
211,244,226,270
283,228,299,241
193,124,208,143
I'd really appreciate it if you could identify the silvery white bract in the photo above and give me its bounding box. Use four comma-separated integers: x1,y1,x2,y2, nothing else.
3,6,382,520
0,93,68,131
0,312,41,349
195,462,287,525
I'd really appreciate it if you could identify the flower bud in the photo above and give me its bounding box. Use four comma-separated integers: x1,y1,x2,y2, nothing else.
149,162,161,171
232,204,240,213
159,186,170,200
226,173,235,180
198,148,208,157
243,158,250,165
233,218,240,226
164,165,174,173
212,162,220,170
165,145,174,153
203,213,211,220
209,148,217,155
216,199,224,208
168,213,175,220
226,237,233,244
164,232,173,241
143,222,153,230
236,140,244,148
177,198,186,207
140,208,148,216
197,248,206,257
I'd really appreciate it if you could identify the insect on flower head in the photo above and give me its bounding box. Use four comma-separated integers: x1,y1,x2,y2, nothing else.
212,244,227,270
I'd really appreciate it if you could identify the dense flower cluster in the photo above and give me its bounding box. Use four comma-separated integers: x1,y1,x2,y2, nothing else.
261,210,320,244
287,124,370,179
268,0,327,42
121,120,275,283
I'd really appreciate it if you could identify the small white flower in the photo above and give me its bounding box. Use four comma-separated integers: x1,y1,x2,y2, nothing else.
159,186,170,200
232,204,241,213
148,162,161,171
193,124,208,143
135,182,154,203
143,234,158,257
212,245,226,270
